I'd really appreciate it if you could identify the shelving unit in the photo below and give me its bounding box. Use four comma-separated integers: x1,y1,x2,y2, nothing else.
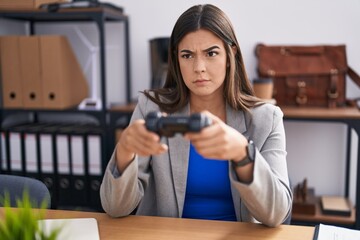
0,6,131,211
282,106,360,229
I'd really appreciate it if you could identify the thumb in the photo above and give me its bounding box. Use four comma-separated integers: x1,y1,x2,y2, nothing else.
201,110,223,125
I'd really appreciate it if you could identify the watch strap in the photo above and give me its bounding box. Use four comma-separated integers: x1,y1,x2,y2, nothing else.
231,140,255,168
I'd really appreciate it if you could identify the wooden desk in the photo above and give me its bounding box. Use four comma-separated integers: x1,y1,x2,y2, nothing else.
0,208,315,240
281,106,360,228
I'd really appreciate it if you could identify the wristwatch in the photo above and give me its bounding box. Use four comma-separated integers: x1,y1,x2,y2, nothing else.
231,140,256,168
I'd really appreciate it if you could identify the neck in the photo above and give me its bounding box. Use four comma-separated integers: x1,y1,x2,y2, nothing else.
190,95,226,121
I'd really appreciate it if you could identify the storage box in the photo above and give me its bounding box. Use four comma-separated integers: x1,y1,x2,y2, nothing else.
40,35,89,109
0,35,89,109
0,0,67,10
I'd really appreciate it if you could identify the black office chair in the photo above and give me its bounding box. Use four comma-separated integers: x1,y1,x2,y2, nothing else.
0,174,51,208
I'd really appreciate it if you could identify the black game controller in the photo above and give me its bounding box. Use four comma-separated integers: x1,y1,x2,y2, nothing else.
145,111,212,137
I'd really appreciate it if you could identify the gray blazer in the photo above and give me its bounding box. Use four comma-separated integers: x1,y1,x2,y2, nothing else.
100,93,292,227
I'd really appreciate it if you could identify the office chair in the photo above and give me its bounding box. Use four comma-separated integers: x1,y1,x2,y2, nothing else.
0,174,51,208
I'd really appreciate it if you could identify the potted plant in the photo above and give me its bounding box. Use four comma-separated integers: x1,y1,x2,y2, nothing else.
0,191,62,240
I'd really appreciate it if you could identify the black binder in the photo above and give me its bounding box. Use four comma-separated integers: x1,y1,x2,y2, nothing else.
84,126,105,210
56,125,89,208
20,123,48,181
38,124,64,209
0,127,9,174
54,125,73,208
70,126,90,207
5,124,27,176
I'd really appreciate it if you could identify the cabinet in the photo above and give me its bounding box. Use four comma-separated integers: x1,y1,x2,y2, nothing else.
0,6,131,211
282,106,360,229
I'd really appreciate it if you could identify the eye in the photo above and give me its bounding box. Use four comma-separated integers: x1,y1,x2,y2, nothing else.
181,53,192,59
207,50,218,57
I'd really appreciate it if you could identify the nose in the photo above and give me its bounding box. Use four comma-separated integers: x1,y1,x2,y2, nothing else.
193,56,206,73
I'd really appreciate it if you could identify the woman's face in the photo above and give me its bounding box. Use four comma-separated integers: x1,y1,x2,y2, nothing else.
178,29,227,99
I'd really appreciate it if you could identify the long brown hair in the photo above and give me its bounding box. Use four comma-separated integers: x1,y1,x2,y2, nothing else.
143,4,259,113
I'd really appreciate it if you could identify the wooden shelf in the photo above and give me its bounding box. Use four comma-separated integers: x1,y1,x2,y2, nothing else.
281,106,360,120
292,197,355,226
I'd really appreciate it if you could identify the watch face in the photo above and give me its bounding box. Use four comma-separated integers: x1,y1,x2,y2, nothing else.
231,140,255,168
247,140,256,162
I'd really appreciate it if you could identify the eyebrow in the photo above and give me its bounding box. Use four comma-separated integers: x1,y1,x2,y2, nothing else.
180,45,221,54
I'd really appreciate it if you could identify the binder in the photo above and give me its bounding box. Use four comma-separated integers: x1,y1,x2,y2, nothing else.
40,35,89,109
85,127,105,210
39,124,62,208
7,124,26,176
7,123,46,178
21,123,44,180
56,125,89,208
55,126,73,207
69,126,89,206
19,36,43,109
0,36,23,108
0,129,9,173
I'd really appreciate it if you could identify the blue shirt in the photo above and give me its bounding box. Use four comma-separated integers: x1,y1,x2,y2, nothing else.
182,144,237,221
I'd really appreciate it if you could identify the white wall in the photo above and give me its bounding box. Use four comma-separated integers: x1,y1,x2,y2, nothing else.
1,0,360,204
108,0,360,204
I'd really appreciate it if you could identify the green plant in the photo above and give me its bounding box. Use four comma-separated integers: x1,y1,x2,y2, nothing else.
0,190,62,240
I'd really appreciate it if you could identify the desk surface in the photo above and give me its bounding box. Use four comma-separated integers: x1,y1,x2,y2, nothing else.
1,208,315,240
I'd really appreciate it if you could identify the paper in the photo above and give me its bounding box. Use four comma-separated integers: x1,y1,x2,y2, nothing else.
38,218,100,240
315,224,360,240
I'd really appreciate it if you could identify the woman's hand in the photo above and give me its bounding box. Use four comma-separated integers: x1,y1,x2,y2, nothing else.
185,111,254,182
116,119,168,172
185,111,248,161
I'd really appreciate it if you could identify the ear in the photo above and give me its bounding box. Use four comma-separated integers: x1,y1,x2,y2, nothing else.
231,45,237,55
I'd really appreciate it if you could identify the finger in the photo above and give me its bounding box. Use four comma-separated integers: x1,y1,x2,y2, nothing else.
121,120,165,155
185,120,222,142
126,135,167,156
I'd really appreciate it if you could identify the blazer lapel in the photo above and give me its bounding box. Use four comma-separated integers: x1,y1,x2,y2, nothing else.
226,103,248,220
168,105,190,216
226,103,247,135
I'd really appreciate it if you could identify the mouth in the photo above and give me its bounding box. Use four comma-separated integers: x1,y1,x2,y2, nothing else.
193,79,210,83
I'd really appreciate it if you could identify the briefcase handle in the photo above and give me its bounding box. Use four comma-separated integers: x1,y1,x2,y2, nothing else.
348,66,360,88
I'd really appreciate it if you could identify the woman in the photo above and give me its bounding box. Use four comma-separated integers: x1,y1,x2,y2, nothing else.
100,4,292,227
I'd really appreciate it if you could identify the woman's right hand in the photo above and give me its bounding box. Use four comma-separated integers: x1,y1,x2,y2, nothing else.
116,119,168,172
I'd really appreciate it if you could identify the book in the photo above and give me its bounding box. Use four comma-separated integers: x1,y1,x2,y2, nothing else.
313,224,360,240
320,196,352,217
38,218,100,240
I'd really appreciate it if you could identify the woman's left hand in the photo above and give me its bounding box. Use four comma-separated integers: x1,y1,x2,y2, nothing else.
184,111,248,161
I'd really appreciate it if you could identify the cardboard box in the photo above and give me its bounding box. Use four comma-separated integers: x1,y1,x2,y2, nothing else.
19,36,43,109
0,35,88,110
0,0,66,10
40,35,89,109
0,36,23,108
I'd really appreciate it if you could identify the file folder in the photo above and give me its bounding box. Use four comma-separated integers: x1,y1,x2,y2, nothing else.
55,127,73,207
0,130,9,173
7,123,47,178
39,124,64,209
69,127,89,206
85,127,105,210
19,36,43,109
7,125,26,176
0,36,23,108
56,125,89,208
22,123,43,180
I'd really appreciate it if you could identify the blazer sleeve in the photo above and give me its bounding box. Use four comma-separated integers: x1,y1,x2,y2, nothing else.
100,94,154,217
230,106,292,227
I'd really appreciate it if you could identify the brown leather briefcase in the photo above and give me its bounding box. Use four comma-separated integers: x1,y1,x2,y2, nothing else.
255,44,360,108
